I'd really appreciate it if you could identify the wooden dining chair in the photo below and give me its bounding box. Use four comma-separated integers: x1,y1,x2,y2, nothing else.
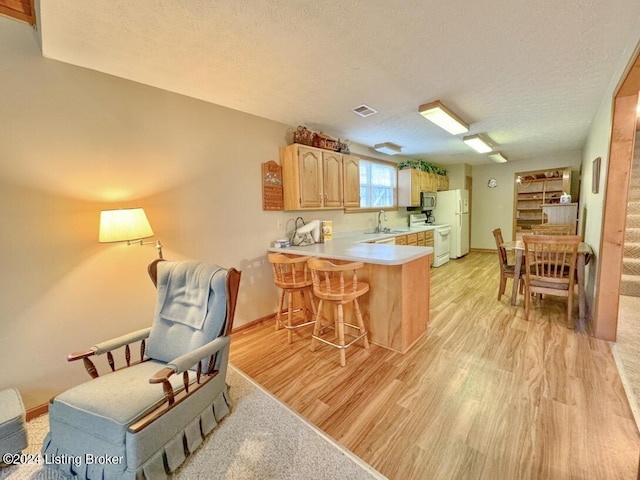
522,234,581,327
492,228,523,300
531,223,575,235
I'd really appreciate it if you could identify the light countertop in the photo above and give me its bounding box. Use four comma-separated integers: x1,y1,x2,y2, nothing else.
268,228,434,266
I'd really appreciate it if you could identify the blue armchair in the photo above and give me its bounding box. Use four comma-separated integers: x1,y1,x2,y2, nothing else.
42,259,241,479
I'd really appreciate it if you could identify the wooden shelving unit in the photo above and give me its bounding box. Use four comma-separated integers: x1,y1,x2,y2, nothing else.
513,166,571,238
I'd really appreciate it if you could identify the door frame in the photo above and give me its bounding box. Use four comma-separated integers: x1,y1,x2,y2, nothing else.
593,49,640,341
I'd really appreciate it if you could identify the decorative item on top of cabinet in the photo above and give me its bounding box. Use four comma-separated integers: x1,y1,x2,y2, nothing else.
513,166,571,237
280,144,360,211
261,161,284,211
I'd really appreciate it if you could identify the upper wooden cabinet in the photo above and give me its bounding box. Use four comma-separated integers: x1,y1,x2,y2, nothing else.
342,154,361,208
280,144,360,210
398,169,423,206
398,168,449,206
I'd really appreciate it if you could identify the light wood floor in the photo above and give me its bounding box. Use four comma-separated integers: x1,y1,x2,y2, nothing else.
230,252,640,479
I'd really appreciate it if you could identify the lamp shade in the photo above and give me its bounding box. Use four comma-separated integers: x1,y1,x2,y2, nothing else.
99,208,154,243
418,101,469,135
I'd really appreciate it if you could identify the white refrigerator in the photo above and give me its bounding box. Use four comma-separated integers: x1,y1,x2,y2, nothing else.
434,189,469,258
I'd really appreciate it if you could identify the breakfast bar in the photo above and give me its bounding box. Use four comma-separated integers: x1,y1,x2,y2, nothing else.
268,234,432,353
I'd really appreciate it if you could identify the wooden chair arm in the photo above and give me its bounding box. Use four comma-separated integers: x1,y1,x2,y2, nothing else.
67,350,100,379
66,328,151,379
149,367,175,384
68,349,95,362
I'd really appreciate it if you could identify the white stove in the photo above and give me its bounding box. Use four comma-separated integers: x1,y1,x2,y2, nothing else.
409,214,451,267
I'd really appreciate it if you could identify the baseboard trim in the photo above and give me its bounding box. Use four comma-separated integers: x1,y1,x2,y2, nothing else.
232,313,275,333
471,248,496,253
26,403,48,421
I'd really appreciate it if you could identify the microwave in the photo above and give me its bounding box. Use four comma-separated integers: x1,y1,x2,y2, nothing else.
420,192,437,209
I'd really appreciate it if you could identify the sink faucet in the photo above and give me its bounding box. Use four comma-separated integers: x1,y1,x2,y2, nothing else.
376,210,388,233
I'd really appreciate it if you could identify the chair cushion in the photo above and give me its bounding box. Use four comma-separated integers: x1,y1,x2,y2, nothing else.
147,262,228,364
50,360,191,447
0,388,26,454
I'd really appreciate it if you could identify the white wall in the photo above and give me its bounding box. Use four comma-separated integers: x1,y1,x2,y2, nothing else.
0,17,411,408
471,152,583,250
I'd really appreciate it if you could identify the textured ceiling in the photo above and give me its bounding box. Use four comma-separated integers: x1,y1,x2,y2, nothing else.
38,1,640,165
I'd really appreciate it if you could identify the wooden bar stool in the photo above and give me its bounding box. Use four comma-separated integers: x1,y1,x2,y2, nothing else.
268,253,316,343
307,258,369,367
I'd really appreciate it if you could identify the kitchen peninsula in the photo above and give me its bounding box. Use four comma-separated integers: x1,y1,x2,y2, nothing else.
268,232,432,353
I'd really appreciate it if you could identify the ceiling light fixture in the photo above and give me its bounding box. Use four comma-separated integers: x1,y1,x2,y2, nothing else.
463,134,493,153
488,152,508,163
373,142,402,155
418,100,469,135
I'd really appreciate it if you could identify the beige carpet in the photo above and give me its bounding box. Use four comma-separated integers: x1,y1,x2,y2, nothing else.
0,365,384,480
611,295,640,430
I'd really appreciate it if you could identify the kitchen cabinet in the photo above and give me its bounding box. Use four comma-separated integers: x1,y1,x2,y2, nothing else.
437,174,449,191
281,144,359,210
398,169,423,206
395,235,408,245
513,166,572,236
322,150,343,208
342,154,361,208
424,230,434,249
424,230,434,266
398,168,449,206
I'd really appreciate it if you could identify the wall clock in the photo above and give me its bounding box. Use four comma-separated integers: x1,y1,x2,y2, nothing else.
487,178,498,188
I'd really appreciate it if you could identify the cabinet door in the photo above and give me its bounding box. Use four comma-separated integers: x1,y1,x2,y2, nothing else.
395,235,407,245
322,152,344,207
342,155,360,208
422,173,437,193
437,175,449,191
425,231,434,248
298,147,323,208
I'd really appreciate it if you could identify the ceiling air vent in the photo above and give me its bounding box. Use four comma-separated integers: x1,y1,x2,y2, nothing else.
353,105,378,118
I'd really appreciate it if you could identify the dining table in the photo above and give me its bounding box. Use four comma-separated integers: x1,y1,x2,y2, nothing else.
500,240,593,331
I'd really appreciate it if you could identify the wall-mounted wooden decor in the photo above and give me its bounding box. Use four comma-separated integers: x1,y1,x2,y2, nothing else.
262,161,284,210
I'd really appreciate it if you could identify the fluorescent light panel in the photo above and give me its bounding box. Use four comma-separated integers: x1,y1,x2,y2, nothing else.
463,134,493,153
373,142,402,155
418,101,469,135
488,152,508,163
